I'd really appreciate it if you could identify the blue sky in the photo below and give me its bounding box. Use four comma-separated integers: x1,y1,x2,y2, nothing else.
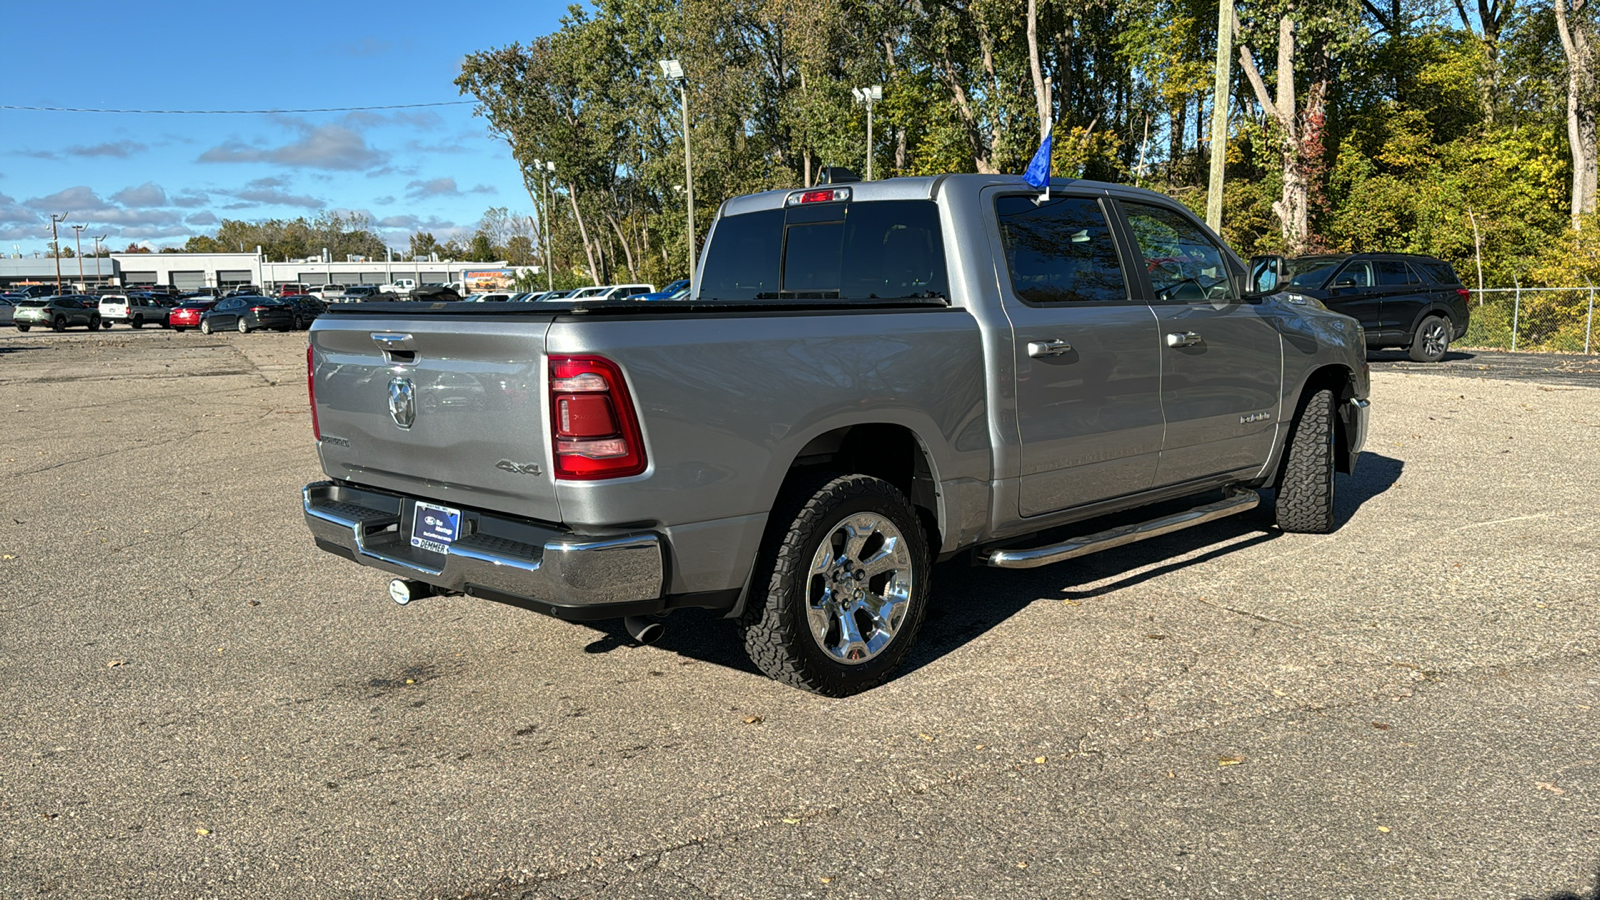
1,0,571,256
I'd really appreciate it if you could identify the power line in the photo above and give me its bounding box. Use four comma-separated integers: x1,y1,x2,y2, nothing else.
0,101,476,115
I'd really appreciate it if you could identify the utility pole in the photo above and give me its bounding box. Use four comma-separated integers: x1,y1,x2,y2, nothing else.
1205,0,1235,231
94,235,107,287
49,214,67,292
71,224,87,291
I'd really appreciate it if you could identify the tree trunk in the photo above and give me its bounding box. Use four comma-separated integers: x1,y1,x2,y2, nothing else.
1556,0,1598,229
564,183,598,283
606,213,637,280
1027,0,1051,139
1238,12,1312,252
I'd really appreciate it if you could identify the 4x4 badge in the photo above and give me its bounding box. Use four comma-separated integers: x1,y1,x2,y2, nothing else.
388,377,416,429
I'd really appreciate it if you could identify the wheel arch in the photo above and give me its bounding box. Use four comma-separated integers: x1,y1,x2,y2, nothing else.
780,423,944,555
1275,364,1362,485
1406,302,1461,337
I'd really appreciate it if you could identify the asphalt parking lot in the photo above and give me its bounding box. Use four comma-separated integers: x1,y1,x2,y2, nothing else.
2,328,1597,899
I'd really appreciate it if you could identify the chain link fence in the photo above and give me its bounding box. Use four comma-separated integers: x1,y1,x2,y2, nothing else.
1463,284,1599,353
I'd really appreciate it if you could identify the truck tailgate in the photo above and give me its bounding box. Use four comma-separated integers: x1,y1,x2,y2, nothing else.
309,314,561,524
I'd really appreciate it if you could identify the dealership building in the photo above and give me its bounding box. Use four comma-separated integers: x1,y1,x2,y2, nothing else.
1,252,530,292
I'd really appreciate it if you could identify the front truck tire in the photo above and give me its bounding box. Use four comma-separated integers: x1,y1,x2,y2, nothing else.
739,473,931,696
1275,388,1337,534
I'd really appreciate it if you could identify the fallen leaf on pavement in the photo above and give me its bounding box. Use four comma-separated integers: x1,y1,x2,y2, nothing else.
1217,755,1245,767
1536,782,1565,796
743,715,763,725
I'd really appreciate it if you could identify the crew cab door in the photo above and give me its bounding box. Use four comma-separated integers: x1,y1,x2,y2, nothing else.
989,190,1164,517
1114,198,1283,485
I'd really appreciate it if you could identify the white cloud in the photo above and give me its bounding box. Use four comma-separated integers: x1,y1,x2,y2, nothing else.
198,121,388,171
112,182,169,207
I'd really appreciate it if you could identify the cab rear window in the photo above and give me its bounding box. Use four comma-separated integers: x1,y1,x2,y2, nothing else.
698,200,948,302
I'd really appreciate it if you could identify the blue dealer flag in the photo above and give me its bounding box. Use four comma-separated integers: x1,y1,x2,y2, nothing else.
1023,132,1052,190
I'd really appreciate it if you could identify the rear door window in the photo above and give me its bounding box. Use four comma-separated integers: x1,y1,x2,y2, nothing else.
995,195,1128,304
1375,260,1416,286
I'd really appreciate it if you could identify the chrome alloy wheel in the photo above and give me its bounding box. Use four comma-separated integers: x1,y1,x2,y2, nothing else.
1421,319,1449,358
805,512,914,664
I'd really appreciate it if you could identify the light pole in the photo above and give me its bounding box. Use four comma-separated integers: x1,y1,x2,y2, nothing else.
94,235,106,287
71,224,87,291
852,85,883,181
533,157,556,291
659,59,695,286
48,214,67,292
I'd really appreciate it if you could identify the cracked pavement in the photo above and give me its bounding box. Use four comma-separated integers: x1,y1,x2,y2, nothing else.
1,330,1597,899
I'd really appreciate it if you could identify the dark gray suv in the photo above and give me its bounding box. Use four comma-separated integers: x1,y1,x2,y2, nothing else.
1254,253,1470,362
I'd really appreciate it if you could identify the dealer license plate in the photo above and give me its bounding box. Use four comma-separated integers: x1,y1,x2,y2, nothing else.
409,502,461,554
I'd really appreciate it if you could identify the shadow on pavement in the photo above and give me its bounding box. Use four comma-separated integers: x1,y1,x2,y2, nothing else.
579,454,1406,684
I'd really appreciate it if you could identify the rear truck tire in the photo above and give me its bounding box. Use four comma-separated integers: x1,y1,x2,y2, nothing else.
131,317,143,329
16,324,29,332
52,317,66,332
1275,388,1337,534
100,319,113,330
199,319,212,335
738,473,931,697
1409,315,1450,362
237,317,250,334
173,327,186,333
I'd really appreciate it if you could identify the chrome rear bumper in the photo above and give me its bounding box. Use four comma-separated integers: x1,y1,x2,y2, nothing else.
302,481,664,615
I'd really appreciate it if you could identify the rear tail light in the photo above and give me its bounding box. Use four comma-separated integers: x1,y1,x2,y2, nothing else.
1456,288,1470,300
548,355,646,480
307,343,321,441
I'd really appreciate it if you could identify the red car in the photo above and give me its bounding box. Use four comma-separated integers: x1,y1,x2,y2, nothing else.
167,300,216,332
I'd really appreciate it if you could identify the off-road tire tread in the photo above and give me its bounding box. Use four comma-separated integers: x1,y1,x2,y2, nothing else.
739,472,929,697
1276,388,1336,533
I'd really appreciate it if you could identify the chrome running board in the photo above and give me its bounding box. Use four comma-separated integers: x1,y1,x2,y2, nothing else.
980,489,1261,570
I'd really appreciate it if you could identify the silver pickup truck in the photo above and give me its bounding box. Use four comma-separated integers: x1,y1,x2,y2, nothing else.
302,174,1369,696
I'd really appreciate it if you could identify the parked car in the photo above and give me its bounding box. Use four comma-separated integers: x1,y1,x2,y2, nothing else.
465,292,516,302
186,287,224,299
636,279,690,301
302,173,1371,695
0,297,13,326
276,283,309,297
98,293,172,329
12,284,63,299
340,285,380,302
225,285,261,297
12,296,102,331
199,296,294,333
167,300,216,332
284,295,327,329
1254,252,1470,362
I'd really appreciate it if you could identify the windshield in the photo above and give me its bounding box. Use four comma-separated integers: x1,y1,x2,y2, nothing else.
1285,257,1344,289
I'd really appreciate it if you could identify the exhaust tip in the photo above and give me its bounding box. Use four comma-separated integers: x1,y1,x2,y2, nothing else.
624,615,665,645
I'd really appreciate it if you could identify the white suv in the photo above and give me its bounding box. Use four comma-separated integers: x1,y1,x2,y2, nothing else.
97,294,170,329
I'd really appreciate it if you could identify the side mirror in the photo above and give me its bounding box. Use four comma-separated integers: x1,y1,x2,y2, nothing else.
1332,277,1357,289
1248,255,1287,294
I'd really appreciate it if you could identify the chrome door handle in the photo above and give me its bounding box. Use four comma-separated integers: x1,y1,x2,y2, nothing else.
1165,331,1202,348
1027,339,1073,358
